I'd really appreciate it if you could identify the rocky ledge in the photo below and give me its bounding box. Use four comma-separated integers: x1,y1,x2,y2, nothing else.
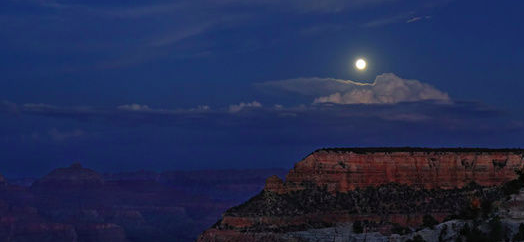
197,148,524,242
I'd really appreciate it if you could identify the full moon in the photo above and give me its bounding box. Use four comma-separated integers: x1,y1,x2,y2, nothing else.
355,59,367,70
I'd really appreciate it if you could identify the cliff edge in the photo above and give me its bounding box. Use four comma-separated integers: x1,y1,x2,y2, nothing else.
197,148,524,242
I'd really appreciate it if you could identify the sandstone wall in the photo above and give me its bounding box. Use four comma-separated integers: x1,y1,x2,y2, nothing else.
268,149,524,193
198,148,524,242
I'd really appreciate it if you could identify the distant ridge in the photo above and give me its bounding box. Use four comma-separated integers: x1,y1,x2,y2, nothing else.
31,162,104,189
0,173,6,186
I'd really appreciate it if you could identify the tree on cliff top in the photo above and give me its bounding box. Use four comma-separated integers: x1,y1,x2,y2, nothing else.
503,168,524,196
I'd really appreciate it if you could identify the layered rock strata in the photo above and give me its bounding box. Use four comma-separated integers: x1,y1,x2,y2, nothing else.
197,148,524,242
0,164,283,242
280,148,524,193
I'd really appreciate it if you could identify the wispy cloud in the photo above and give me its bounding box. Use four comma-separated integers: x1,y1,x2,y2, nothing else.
362,13,432,27
406,16,431,23
362,13,411,27
0,0,452,73
300,23,351,35
148,22,216,47
204,0,401,14
362,5,434,28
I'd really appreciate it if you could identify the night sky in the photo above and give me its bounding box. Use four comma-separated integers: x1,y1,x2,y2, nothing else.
1,0,523,177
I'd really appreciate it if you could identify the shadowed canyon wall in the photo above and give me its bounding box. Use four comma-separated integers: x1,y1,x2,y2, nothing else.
0,164,287,242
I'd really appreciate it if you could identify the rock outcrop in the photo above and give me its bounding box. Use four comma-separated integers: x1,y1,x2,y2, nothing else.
31,163,104,189
197,148,524,242
279,148,524,193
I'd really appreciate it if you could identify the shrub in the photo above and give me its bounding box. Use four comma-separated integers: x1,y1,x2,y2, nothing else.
391,224,410,235
488,216,503,242
481,199,494,218
503,168,524,196
423,214,439,228
458,220,504,242
503,179,523,196
513,223,524,241
439,224,448,242
406,235,427,242
352,221,363,233
463,227,490,242
457,204,480,220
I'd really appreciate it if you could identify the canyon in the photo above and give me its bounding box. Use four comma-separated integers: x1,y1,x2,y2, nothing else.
2,148,524,242
0,164,286,242
197,148,524,242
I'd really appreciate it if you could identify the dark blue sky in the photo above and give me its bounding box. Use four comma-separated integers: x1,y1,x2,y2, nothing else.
1,0,523,177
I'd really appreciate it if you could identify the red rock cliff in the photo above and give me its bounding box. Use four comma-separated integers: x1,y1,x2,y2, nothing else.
198,148,524,242
266,148,524,193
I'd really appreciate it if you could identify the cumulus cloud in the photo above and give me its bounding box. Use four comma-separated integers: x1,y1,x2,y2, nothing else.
257,73,450,105
228,101,262,113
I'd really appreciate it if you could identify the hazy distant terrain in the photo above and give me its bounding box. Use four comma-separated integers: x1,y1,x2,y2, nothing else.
0,164,287,242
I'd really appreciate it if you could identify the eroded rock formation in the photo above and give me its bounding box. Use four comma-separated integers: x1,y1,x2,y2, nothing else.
197,148,524,242
0,164,286,242
278,148,524,193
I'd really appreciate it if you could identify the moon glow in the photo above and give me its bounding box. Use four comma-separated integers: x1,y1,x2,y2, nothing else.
355,59,367,70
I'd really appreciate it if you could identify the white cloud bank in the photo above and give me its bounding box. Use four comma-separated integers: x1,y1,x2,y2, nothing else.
257,73,450,105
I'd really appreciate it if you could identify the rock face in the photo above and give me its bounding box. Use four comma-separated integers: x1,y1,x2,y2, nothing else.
197,148,524,242
279,148,524,193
